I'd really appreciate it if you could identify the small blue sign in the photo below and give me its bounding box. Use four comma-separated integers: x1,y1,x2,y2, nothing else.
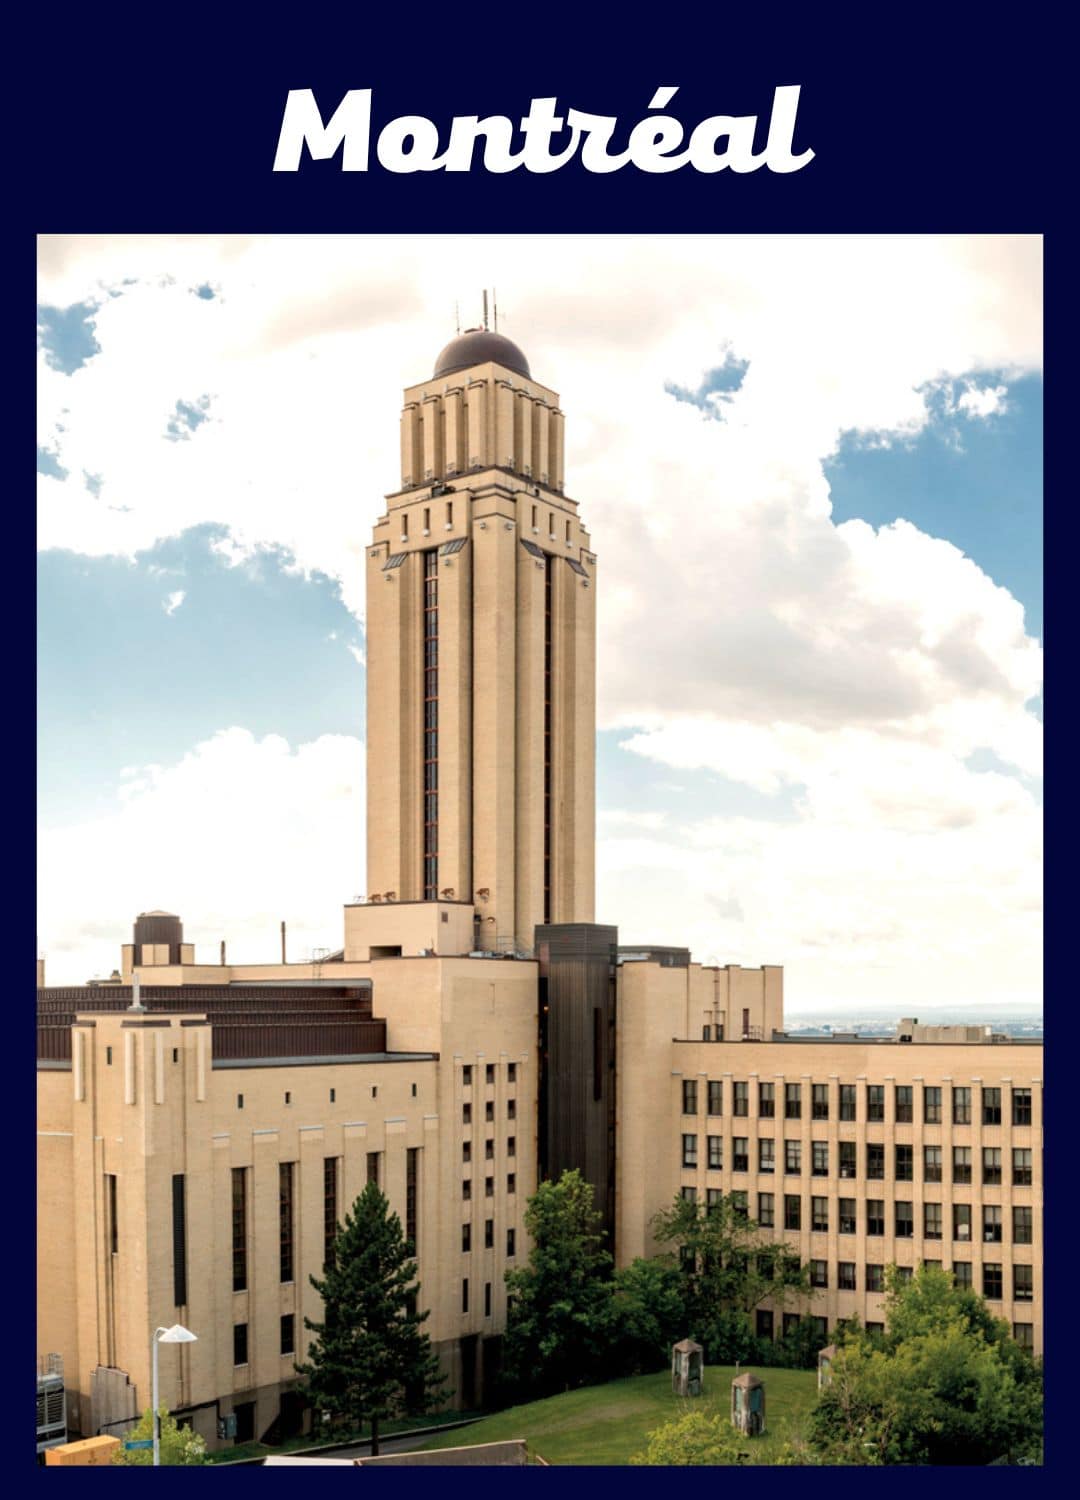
124,1439,154,1450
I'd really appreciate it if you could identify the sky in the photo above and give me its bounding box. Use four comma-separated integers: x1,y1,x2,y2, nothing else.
36,235,1043,1015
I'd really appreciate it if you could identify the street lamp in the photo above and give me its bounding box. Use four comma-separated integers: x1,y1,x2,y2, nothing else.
152,1324,197,1466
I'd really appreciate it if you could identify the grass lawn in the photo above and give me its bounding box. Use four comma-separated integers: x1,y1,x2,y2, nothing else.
415,1365,818,1465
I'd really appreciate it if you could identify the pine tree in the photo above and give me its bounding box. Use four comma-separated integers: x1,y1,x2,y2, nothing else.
295,1181,445,1454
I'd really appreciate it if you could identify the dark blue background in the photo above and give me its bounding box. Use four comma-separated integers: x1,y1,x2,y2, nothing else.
20,3,1063,1488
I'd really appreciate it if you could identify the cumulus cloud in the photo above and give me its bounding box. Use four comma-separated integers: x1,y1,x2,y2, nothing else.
36,235,1042,1010
38,729,364,984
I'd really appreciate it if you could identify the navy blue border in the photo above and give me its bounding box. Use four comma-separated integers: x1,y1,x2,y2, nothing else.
21,3,1064,1489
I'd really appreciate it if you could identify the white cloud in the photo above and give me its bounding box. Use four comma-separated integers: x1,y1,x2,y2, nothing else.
162,589,186,616
36,235,1042,1012
38,729,364,984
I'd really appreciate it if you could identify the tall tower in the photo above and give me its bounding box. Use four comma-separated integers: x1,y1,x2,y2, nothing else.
365,322,596,950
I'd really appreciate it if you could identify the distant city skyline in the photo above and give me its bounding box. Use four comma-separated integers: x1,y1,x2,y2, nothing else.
37,235,1042,1014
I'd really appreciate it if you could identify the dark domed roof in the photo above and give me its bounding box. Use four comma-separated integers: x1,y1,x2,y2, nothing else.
433,329,530,380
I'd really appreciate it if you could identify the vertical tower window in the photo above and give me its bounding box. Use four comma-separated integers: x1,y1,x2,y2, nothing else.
367,1151,380,1187
423,506,430,531
232,1167,247,1291
279,1162,295,1283
172,1174,187,1307
543,554,553,923
323,1157,339,1269
406,1147,419,1254
423,549,439,900
402,512,409,539
107,1174,118,1256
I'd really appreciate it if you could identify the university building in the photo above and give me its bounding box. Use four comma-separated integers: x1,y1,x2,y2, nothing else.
36,324,1043,1450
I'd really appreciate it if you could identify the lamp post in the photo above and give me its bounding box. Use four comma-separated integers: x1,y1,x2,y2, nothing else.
151,1324,197,1466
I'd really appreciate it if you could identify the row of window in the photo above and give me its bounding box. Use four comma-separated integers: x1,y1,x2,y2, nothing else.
462,1063,517,1087
461,1221,517,1256
463,1174,517,1199
235,1080,413,1109
800,1258,1035,1299
463,1137,516,1162
461,1278,496,1317
463,1099,517,1124
680,1186,1036,1246
680,1134,1035,1185
753,1308,1037,1352
233,1315,295,1367
681,1080,1035,1126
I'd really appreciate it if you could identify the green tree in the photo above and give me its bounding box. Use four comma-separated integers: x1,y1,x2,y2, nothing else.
651,1194,809,1362
808,1266,1043,1465
501,1169,614,1397
296,1181,444,1454
630,1410,750,1466
111,1407,208,1465
611,1255,687,1374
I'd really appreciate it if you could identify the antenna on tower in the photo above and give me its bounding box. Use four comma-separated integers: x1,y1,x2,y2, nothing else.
493,287,498,331
482,289,489,330
454,300,460,335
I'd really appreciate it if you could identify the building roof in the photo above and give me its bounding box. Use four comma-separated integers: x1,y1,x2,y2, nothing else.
433,329,531,380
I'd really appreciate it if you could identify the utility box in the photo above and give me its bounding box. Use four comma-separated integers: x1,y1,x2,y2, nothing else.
671,1338,704,1397
818,1343,839,1390
731,1372,765,1436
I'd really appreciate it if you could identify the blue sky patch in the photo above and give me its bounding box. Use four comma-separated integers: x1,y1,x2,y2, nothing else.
37,446,68,479
665,354,750,415
194,283,216,300
38,301,101,374
165,395,212,441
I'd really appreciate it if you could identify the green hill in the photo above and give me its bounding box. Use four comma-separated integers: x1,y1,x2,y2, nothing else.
416,1364,818,1465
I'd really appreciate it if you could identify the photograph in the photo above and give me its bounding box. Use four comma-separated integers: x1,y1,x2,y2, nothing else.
36,233,1043,1467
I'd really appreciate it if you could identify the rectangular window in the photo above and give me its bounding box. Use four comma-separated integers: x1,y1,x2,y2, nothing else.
785,1083,802,1119
462,1102,471,1125
731,1191,748,1218
953,1261,972,1289
707,1188,722,1214
812,1140,829,1177
983,1205,1003,1244
507,1098,516,1120
279,1163,295,1284
508,1062,516,1082
682,1133,698,1168
708,1135,722,1170
366,1151,380,1186
681,1185,697,1204
732,1137,749,1172
757,1192,775,1227
895,1144,914,1181
982,1087,1002,1125
895,1085,913,1123
462,1278,469,1314
485,1102,495,1123
485,1139,495,1160
507,1137,516,1158
485,1282,492,1318
323,1158,338,1269
280,1314,295,1357
924,1085,942,1124
484,1218,494,1249
231,1167,247,1291
485,1176,494,1197
462,1223,471,1252
1012,1087,1032,1126
758,1138,774,1173
463,1064,472,1086
682,1080,697,1114
507,1173,515,1194
463,1141,472,1162
1013,1205,1033,1244
406,1147,418,1253
811,1082,829,1120
1014,1322,1034,1351
924,1145,943,1183
463,1178,471,1201
733,1082,749,1117
953,1086,971,1125
507,1227,516,1257
1012,1147,1033,1186
707,1080,722,1115
783,1194,801,1230
866,1264,884,1293
838,1261,857,1290
867,1085,885,1122
757,1309,774,1341
107,1173,118,1256
983,1263,1003,1300
953,1146,972,1185
867,1142,885,1180
233,1323,248,1366
839,1140,857,1179
924,1202,943,1240
838,1198,856,1234
486,1063,495,1084
329,1088,335,1103
811,1195,828,1232
895,1200,914,1238
784,1139,802,1175
953,1203,972,1242
840,1084,856,1121
758,1082,775,1117
237,1093,243,1109
866,1199,885,1236
810,1259,828,1288
983,1147,1002,1186
172,1174,187,1307
702,1025,711,1041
